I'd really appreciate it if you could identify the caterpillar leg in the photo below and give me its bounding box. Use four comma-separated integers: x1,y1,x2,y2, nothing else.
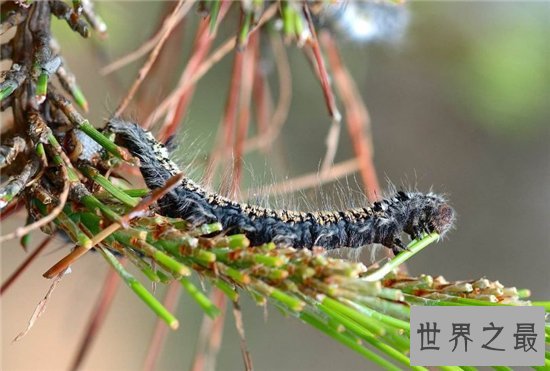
390,237,409,256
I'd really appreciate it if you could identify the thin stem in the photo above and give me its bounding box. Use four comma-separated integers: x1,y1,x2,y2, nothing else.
81,165,139,207
180,277,221,319
363,233,440,282
99,247,179,329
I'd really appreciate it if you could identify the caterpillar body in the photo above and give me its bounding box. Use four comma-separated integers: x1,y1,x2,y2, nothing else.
107,120,455,255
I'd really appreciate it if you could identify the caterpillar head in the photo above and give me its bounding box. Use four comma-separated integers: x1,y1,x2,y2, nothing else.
395,191,456,240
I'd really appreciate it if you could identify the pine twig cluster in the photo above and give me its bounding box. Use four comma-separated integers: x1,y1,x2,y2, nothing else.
1,1,548,370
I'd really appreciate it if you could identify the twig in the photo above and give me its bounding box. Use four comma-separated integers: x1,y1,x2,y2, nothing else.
158,1,231,139
0,197,23,221
130,2,188,119
0,163,69,243
231,31,258,196
49,91,130,161
120,172,184,226
145,34,234,128
56,61,89,111
321,32,380,202
81,0,107,37
70,266,122,371
42,222,117,280
49,0,89,37
43,172,184,279
0,160,38,211
0,63,27,101
100,3,187,75
114,0,192,117
0,235,54,296
144,3,279,128
0,136,26,169
190,21,262,367
0,7,28,36
1,95,14,112
232,301,254,371
302,4,342,171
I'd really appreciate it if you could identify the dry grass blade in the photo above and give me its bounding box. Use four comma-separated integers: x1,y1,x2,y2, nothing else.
100,3,187,76
13,268,70,342
114,0,193,117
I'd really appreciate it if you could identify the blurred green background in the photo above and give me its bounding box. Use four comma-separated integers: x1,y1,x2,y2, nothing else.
2,2,549,370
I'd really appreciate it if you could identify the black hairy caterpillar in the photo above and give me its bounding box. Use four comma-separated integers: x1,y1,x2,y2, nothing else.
107,120,455,255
